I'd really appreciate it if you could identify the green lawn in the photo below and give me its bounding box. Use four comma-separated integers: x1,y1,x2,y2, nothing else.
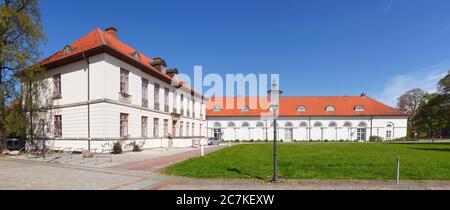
165,143,450,180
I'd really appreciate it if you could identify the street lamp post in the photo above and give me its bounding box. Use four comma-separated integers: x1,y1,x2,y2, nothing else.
38,107,47,160
268,80,282,182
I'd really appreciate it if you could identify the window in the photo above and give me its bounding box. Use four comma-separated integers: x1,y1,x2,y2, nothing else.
285,127,293,141
256,122,264,128
325,105,335,112
199,124,202,136
299,122,308,127
142,79,148,107
354,106,365,111
62,45,73,55
180,94,185,115
242,122,250,128
192,98,196,118
180,122,184,136
120,113,129,138
163,119,169,137
153,118,159,137
53,74,61,99
386,130,392,139
213,122,222,128
141,116,148,137
240,106,250,112
357,128,366,141
343,122,352,128
314,122,323,128
192,123,195,136
164,88,169,112
186,122,190,136
329,122,337,128
120,69,129,94
173,93,178,113
131,51,141,61
227,122,236,128
297,106,306,112
54,115,62,138
212,106,222,112
154,83,160,110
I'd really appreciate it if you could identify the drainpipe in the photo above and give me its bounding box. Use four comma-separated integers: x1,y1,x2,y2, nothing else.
308,117,311,141
82,53,91,150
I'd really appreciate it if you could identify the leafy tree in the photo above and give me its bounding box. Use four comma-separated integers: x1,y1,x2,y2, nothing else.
0,0,45,151
397,88,425,137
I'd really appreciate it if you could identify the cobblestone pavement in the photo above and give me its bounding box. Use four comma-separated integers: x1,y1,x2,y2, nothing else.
2,145,450,190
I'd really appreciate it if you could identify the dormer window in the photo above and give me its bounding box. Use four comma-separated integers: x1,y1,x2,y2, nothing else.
354,105,365,111
325,105,335,112
62,45,74,55
297,106,306,112
212,106,222,112
131,51,141,61
240,106,250,112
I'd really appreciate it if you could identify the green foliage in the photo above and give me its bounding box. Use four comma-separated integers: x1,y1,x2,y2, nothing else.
111,141,123,154
0,0,46,151
370,136,384,142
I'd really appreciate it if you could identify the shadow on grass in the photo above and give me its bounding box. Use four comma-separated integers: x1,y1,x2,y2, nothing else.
410,147,450,152
226,168,266,180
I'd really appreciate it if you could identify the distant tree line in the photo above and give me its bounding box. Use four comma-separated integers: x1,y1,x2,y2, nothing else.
397,71,450,138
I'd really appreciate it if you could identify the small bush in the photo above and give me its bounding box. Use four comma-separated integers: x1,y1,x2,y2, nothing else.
339,139,345,142
128,141,143,152
112,141,123,154
264,139,269,142
324,139,329,142
250,139,254,142
370,136,384,142
235,139,240,142
280,140,284,143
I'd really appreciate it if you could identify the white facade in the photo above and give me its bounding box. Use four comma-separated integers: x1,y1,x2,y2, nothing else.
207,116,408,142
33,53,207,150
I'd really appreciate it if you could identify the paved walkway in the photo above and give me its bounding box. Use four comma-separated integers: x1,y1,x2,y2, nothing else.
2,144,450,190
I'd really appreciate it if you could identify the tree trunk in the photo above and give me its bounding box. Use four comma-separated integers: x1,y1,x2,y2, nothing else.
0,65,5,150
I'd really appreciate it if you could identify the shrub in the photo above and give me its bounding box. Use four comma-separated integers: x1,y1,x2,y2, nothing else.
128,141,143,152
370,136,384,142
339,139,345,142
235,139,240,142
324,139,329,142
264,139,269,142
280,140,284,143
250,139,254,142
112,141,123,154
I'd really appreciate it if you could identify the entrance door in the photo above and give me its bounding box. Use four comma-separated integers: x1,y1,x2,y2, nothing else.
172,121,177,137
285,128,293,141
213,129,222,140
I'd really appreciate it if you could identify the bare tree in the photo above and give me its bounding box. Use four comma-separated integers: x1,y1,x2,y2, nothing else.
397,88,426,137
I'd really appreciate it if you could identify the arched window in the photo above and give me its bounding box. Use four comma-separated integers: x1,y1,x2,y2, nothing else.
329,122,337,127
325,106,336,112
256,122,265,128
386,122,394,128
285,122,293,128
354,105,365,111
314,122,323,128
213,122,222,128
62,45,74,55
212,106,222,112
358,122,367,128
343,122,352,128
131,51,141,61
227,122,236,128
299,122,308,127
271,122,279,127
297,106,307,112
240,106,250,112
242,122,250,128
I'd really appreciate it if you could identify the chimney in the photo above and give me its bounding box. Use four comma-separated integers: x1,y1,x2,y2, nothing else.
105,26,118,38
361,92,367,98
150,57,167,72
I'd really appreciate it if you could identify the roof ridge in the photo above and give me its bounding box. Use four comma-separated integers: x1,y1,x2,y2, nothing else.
97,28,107,45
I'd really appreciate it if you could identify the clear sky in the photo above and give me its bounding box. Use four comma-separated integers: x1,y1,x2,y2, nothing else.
38,0,450,106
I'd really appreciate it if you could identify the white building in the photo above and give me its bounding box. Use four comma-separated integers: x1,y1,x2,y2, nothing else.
32,27,207,150
206,95,408,142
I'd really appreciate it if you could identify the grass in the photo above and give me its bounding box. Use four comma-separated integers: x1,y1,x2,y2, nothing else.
165,143,450,180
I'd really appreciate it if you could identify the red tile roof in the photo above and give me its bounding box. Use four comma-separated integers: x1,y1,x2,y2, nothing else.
39,28,202,97
206,96,408,117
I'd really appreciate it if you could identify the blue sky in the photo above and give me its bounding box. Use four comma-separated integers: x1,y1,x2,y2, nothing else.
39,0,450,106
